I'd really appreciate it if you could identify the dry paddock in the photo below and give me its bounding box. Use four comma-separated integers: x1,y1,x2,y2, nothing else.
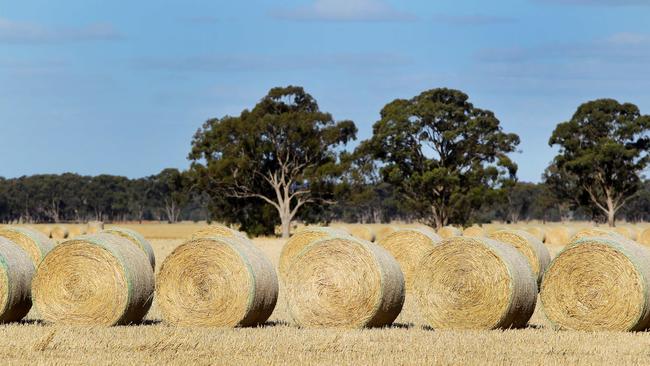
3,225,650,365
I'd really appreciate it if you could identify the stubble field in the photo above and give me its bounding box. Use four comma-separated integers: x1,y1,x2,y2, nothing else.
3,223,650,365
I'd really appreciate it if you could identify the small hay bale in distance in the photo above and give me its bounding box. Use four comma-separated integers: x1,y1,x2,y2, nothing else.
544,226,576,246
86,221,104,235
157,236,278,327
613,226,638,241
0,226,55,266
67,225,86,239
345,225,376,242
639,227,650,246
488,229,551,285
0,238,35,323
462,225,486,238
285,236,404,328
278,227,349,282
413,237,537,330
50,226,69,240
541,237,650,331
437,226,462,239
524,227,546,242
570,227,622,243
373,225,399,242
32,233,155,326
377,228,442,290
101,227,156,269
190,224,248,241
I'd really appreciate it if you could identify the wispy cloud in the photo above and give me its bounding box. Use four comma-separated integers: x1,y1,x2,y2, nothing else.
0,18,123,44
432,14,516,25
536,0,650,6
270,0,416,22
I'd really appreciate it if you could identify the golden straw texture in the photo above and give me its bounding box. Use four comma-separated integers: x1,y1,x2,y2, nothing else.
462,225,486,238
0,238,34,323
639,227,650,246
67,226,86,238
541,237,650,331
190,224,248,241
345,225,376,242
278,227,349,282
377,228,442,290
32,233,154,326
0,226,55,266
569,227,622,244
101,227,156,269
544,226,576,246
86,221,104,234
157,237,278,327
613,226,638,241
413,237,537,330
525,227,546,242
285,237,405,328
489,229,551,285
50,226,69,240
374,225,399,242
437,226,462,239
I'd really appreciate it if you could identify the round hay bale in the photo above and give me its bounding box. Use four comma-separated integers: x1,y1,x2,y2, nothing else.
413,237,537,330
39,226,53,238
544,226,576,246
278,227,349,282
488,230,551,285
285,237,404,328
374,225,399,242
525,227,546,242
437,226,462,239
157,236,278,327
570,227,622,243
541,237,650,331
613,226,638,241
0,226,55,266
32,233,154,326
0,238,34,323
50,226,69,240
462,225,486,238
377,228,442,290
67,226,86,239
638,227,650,246
86,221,104,235
190,224,248,241
346,225,376,242
101,227,156,269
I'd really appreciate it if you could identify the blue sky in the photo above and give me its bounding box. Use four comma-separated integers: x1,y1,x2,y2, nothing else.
1,0,649,182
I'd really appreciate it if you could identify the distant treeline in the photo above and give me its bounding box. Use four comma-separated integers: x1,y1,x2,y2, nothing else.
2,169,650,228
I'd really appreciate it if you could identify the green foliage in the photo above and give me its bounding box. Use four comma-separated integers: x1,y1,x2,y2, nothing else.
357,88,520,228
547,98,650,226
189,86,356,237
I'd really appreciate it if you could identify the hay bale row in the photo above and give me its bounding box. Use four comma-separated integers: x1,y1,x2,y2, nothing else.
344,225,376,242
544,226,577,246
413,237,537,330
50,226,69,240
541,236,650,331
462,225,486,238
190,224,249,241
102,227,156,269
284,236,404,328
157,236,278,327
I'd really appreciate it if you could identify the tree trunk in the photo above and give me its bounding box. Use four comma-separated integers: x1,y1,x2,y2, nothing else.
280,212,291,239
606,195,616,227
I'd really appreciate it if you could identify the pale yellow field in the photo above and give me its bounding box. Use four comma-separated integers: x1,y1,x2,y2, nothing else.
2,223,650,365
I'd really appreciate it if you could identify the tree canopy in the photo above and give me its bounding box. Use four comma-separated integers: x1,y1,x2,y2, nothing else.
547,98,650,226
189,86,357,238
357,88,520,228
